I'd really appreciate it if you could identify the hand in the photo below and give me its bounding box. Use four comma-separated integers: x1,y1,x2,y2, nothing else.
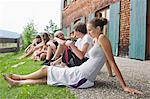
123,86,144,95
50,61,56,66
46,40,53,45
53,37,58,41
65,40,73,47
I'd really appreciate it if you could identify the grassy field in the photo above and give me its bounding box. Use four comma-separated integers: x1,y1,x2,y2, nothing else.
0,52,75,99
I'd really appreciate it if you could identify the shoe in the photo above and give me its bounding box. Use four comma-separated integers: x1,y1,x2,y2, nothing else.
43,61,50,66
41,60,50,66
41,60,55,66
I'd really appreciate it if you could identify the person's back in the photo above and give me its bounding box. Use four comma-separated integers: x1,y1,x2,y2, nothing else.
77,42,106,82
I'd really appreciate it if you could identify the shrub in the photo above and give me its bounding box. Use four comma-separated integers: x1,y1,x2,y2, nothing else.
22,21,37,49
44,19,59,37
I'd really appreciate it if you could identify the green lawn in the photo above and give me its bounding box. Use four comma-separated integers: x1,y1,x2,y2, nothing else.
0,52,76,99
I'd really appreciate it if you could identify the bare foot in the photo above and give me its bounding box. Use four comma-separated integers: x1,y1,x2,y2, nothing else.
3,74,20,86
7,74,24,80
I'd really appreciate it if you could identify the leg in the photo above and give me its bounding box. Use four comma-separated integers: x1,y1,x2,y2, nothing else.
22,47,35,58
8,66,48,80
40,53,46,61
42,44,65,66
42,46,54,65
45,46,53,60
31,54,40,61
4,75,47,86
51,44,65,60
18,46,34,59
31,50,41,61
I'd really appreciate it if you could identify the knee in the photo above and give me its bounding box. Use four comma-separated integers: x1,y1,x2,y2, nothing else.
58,44,65,48
40,66,48,74
40,53,46,61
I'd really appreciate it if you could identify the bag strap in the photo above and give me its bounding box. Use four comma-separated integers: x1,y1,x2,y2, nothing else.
65,47,69,65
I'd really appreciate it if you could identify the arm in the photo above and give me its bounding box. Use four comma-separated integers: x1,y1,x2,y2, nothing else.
51,56,62,66
41,45,48,53
70,43,89,60
25,39,37,53
33,42,44,51
98,35,143,95
54,37,66,45
65,40,89,60
99,35,126,88
25,44,32,53
105,60,114,77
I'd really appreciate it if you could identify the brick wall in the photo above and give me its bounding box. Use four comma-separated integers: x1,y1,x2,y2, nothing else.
62,0,130,57
119,0,130,56
62,0,118,27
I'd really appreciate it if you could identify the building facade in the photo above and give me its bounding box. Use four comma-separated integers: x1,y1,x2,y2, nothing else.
61,0,150,60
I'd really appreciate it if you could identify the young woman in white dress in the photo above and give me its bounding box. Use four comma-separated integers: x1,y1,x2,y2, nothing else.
4,18,143,95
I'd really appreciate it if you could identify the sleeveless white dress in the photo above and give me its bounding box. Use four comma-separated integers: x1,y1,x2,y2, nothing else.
47,42,106,88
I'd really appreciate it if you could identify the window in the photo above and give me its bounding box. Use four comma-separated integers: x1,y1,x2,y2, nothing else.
67,26,70,37
64,0,67,8
95,8,110,35
95,8,110,20
88,12,95,21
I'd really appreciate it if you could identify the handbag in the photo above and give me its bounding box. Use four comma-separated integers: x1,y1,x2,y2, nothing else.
62,47,88,67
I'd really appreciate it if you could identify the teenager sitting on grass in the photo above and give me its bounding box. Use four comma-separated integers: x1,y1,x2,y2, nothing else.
42,31,73,66
42,31,65,65
4,18,143,95
18,35,42,59
25,35,42,53
31,33,50,61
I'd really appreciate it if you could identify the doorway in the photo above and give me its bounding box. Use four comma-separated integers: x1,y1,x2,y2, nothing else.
146,0,150,59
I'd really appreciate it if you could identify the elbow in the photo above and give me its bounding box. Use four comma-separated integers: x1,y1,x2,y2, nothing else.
79,57,84,60
78,52,86,60
75,52,84,60
78,54,84,60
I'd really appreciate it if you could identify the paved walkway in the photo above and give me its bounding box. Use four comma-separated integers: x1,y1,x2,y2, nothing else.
71,57,150,99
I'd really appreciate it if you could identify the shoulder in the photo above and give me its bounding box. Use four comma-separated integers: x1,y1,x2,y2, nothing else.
75,38,81,45
84,34,91,39
83,34,93,44
83,34,93,42
98,34,109,45
98,34,107,41
76,38,81,43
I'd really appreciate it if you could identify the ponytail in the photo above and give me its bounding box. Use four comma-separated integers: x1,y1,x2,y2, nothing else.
89,18,107,31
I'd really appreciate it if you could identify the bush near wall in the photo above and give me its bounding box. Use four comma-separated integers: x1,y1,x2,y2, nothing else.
22,21,37,50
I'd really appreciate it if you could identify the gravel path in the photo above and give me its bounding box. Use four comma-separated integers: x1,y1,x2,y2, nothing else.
70,57,150,99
